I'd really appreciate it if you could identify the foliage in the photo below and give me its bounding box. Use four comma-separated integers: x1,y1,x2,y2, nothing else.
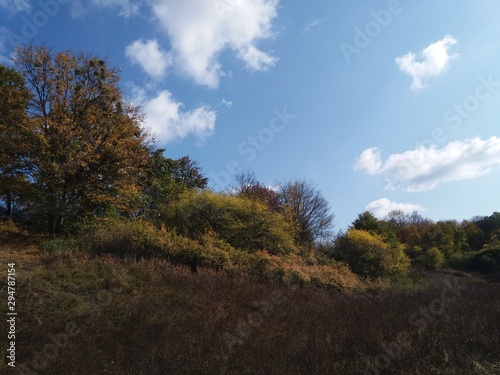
0,64,32,219
4,45,150,234
422,247,446,270
467,249,500,274
334,229,410,278
142,150,208,219
233,170,281,211
160,191,298,255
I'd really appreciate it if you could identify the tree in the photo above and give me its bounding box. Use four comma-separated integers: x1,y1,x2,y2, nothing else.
352,211,381,233
10,45,150,234
233,170,280,212
0,64,32,218
143,150,207,219
161,191,298,255
334,229,410,278
166,155,208,190
278,179,334,244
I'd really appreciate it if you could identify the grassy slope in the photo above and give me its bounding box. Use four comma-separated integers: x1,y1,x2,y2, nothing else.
1,229,499,375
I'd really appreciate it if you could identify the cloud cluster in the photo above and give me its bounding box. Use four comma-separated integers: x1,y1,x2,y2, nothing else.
150,0,279,88
395,34,458,90
366,198,424,219
130,86,216,145
354,137,500,191
125,39,172,81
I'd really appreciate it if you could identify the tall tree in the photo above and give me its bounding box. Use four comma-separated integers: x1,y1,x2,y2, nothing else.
10,45,150,234
278,179,334,244
0,64,32,218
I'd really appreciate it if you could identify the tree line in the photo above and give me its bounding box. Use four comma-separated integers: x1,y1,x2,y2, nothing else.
0,44,333,247
1,44,498,279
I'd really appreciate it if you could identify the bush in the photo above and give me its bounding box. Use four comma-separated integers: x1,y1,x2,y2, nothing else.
467,249,500,273
160,191,299,255
334,229,410,278
40,238,82,254
422,247,445,270
86,219,235,273
89,219,163,258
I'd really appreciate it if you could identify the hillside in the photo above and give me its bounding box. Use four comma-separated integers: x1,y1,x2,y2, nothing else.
1,226,499,375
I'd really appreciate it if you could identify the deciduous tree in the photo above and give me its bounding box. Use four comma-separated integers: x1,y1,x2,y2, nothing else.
278,179,334,244
11,45,150,234
0,64,32,218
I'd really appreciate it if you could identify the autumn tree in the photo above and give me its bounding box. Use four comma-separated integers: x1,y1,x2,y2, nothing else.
278,179,334,244
10,45,150,234
161,190,298,255
233,170,280,212
334,229,410,278
0,64,32,218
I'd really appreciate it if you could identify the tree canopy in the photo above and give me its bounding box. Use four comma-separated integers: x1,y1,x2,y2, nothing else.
1,45,150,233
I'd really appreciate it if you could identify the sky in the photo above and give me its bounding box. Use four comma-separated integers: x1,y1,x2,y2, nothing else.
1,0,500,230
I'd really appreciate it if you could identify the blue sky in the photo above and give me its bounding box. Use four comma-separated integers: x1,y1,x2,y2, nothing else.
1,0,500,230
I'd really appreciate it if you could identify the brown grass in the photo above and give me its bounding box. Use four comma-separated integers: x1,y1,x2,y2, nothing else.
2,231,500,375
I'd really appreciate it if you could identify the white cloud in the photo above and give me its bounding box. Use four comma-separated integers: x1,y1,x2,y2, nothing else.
366,198,425,219
353,147,383,174
125,39,172,80
396,34,458,90
150,0,279,88
355,137,500,191
130,86,216,145
0,0,30,13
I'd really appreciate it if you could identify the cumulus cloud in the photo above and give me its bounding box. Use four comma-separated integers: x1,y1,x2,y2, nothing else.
125,39,172,80
355,137,500,191
150,0,279,88
366,198,425,219
130,86,216,145
0,0,30,13
353,147,383,174
396,34,458,90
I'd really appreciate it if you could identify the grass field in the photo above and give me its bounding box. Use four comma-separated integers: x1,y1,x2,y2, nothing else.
1,229,499,375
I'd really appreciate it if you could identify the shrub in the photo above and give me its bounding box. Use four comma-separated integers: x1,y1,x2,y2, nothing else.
422,247,445,270
88,219,163,258
40,238,82,253
334,229,410,278
467,249,500,273
160,191,299,255
86,219,234,273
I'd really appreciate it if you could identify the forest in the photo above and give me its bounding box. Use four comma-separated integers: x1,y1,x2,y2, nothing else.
1,45,499,374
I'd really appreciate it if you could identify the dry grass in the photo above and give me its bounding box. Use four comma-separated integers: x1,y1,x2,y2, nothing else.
2,230,499,374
